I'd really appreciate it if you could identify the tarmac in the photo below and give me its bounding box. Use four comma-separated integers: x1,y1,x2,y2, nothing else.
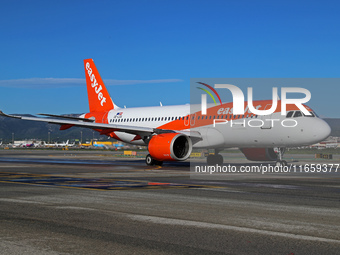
0,149,339,254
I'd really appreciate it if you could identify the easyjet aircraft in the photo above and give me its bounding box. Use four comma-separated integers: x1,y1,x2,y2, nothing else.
0,59,331,166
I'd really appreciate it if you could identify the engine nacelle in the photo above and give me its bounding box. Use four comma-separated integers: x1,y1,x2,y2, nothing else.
148,133,192,161
240,148,278,161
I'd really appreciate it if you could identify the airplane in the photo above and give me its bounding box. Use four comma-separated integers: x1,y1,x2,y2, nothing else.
92,142,109,149
0,59,331,166
56,140,75,147
24,142,35,148
12,141,24,148
43,141,58,147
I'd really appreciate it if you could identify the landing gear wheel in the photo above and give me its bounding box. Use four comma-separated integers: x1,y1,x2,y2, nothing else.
146,154,154,166
216,154,223,165
207,154,223,166
207,155,213,165
275,160,287,167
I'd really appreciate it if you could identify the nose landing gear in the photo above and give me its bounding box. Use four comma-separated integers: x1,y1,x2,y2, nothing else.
275,147,287,167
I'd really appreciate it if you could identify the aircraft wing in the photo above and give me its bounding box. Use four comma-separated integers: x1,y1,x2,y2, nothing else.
0,111,202,140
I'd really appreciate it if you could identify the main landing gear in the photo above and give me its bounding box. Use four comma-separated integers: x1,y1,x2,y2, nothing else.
145,154,163,166
206,149,224,165
275,147,287,167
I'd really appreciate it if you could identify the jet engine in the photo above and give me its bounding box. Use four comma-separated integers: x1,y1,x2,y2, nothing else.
148,133,192,161
240,148,278,161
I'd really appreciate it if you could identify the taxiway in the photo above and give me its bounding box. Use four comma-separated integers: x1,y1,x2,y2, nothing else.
0,150,339,254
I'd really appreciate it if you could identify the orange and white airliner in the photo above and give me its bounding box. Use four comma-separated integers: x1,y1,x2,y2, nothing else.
0,59,331,166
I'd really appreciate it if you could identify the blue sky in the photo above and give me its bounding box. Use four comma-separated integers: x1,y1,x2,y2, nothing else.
0,0,339,117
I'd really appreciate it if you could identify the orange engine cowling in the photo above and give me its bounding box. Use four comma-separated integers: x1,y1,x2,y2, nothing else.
240,148,278,161
148,133,192,161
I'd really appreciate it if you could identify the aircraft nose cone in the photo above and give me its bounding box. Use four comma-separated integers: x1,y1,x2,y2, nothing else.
314,119,331,141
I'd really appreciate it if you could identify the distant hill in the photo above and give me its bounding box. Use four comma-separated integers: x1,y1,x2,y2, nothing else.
0,114,104,143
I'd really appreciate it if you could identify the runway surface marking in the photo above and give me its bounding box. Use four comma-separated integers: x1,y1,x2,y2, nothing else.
0,172,204,190
0,165,30,168
127,214,340,244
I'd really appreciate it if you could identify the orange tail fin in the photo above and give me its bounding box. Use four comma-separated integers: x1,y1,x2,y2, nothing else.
84,59,118,112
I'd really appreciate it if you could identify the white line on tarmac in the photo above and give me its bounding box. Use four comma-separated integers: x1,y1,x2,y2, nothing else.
0,166,29,167
127,214,340,244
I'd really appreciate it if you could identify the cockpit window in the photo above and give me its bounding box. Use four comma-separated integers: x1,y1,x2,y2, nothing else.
286,111,294,118
293,111,303,118
303,111,316,117
287,110,317,118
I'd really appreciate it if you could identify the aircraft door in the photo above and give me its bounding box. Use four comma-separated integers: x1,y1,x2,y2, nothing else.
190,113,196,127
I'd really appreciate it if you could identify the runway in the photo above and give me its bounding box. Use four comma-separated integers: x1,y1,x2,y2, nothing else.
0,150,339,254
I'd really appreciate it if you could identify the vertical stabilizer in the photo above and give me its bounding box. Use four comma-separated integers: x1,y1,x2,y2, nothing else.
84,59,119,112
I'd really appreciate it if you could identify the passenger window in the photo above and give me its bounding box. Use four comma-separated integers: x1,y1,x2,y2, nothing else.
286,111,294,118
294,111,302,118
